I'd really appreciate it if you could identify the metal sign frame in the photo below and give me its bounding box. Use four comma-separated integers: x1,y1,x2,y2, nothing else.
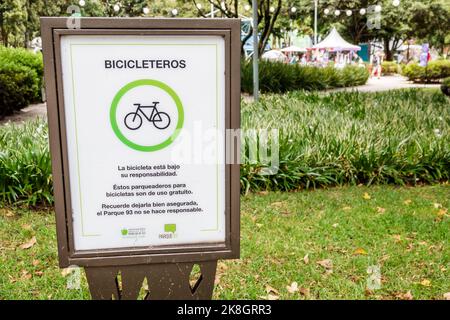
41,17,241,269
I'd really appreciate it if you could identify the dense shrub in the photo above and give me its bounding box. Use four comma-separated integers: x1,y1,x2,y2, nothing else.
241,89,450,193
0,62,40,118
0,46,43,118
1,89,449,205
381,61,401,75
241,60,369,94
441,77,450,96
0,120,52,206
403,59,450,83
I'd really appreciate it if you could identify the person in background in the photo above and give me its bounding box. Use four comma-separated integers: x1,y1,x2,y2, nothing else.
299,54,306,65
289,53,299,64
371,51,384,79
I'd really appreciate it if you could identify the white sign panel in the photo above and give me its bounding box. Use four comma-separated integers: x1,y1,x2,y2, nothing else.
60,35,226,251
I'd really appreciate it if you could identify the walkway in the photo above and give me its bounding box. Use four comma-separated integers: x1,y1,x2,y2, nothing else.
0,103,47,125
330,75,440,93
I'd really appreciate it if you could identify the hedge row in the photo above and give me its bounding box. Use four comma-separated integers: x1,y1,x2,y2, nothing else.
241,60,369,94
0,46,43,118
1,89,449,205
441,77,450,96
381,61,401,75
402,59,450,83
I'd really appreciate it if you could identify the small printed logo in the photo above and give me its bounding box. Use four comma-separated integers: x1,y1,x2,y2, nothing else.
121,227,146,238
159,224,177,239
164,224,176,233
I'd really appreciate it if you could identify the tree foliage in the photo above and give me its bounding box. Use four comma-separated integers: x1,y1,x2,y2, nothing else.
0,0,449,58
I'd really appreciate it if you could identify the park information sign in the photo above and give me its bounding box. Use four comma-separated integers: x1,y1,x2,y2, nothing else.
41,18,240,268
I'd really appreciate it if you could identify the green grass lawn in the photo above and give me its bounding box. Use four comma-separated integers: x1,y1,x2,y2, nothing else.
0,184,448,300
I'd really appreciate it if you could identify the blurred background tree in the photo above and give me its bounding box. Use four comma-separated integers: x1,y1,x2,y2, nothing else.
0,0,449,59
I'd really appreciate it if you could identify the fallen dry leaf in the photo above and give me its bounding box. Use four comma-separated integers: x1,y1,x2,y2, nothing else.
1,208,15,217
34,271,44,277
419,279,431,287
332,223,339,228
21,224,32,230
365,289,375,297
8,275,17,284
404,199,412,205
437,208,448,217
433,203,442,209
299,287,310,297
363,192,371,200
303,254,309,264
259,294,279,300
265,284,279,295
270,201,286,208
317,259,333,270
19,236,36,250
377,207,386,214
61,268,74,277
267,293,279,300
443,292,450,300
286,281,299,294
396,291,413,300
21,270,32,280
392,234,402,242
32,259,40,266
353,248,368,255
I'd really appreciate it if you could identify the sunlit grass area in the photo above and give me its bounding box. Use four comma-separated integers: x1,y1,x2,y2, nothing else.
1,184,448,300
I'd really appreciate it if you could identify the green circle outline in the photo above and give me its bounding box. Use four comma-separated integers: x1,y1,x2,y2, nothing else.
110,79,184,152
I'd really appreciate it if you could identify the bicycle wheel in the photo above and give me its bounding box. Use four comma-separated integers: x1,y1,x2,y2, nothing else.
124,112,143,130
153,112,171,130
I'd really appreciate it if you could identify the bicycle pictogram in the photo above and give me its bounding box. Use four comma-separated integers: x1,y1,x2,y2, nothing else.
124,102,171,130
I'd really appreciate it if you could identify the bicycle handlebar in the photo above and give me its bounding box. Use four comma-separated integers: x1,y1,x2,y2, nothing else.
133,102,159,107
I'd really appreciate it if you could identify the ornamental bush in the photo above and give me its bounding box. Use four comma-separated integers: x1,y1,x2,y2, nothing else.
441,77,450,96
0,46,43,118
241,60,369,94
381,61,401,75
403,59,450,83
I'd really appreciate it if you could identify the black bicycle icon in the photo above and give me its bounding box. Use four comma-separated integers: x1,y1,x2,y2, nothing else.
124,102,171,130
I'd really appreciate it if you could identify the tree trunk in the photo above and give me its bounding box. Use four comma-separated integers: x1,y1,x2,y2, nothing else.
384,37,393,61
259,0,282,57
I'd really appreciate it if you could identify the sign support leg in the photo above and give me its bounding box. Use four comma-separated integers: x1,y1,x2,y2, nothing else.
84,260,218,300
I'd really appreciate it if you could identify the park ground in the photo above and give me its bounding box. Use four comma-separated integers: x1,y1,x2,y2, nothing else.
0,184,448,300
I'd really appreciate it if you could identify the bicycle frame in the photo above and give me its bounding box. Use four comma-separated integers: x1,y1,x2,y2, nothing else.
133,103,159,121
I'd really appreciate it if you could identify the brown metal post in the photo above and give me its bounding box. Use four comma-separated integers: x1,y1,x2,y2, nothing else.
85,261,217,300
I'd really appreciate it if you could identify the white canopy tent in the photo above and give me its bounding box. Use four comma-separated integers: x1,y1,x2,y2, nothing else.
261,50,287,62
311,28,361,52
281,46,307,53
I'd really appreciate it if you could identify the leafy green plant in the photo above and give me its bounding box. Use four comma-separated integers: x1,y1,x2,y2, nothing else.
1,89,449,205
0,120,52,206
440,77,450,96
0,46,43,118
241,60,369,94
241,89,450,193
403,60,450,83
381,61,401,75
